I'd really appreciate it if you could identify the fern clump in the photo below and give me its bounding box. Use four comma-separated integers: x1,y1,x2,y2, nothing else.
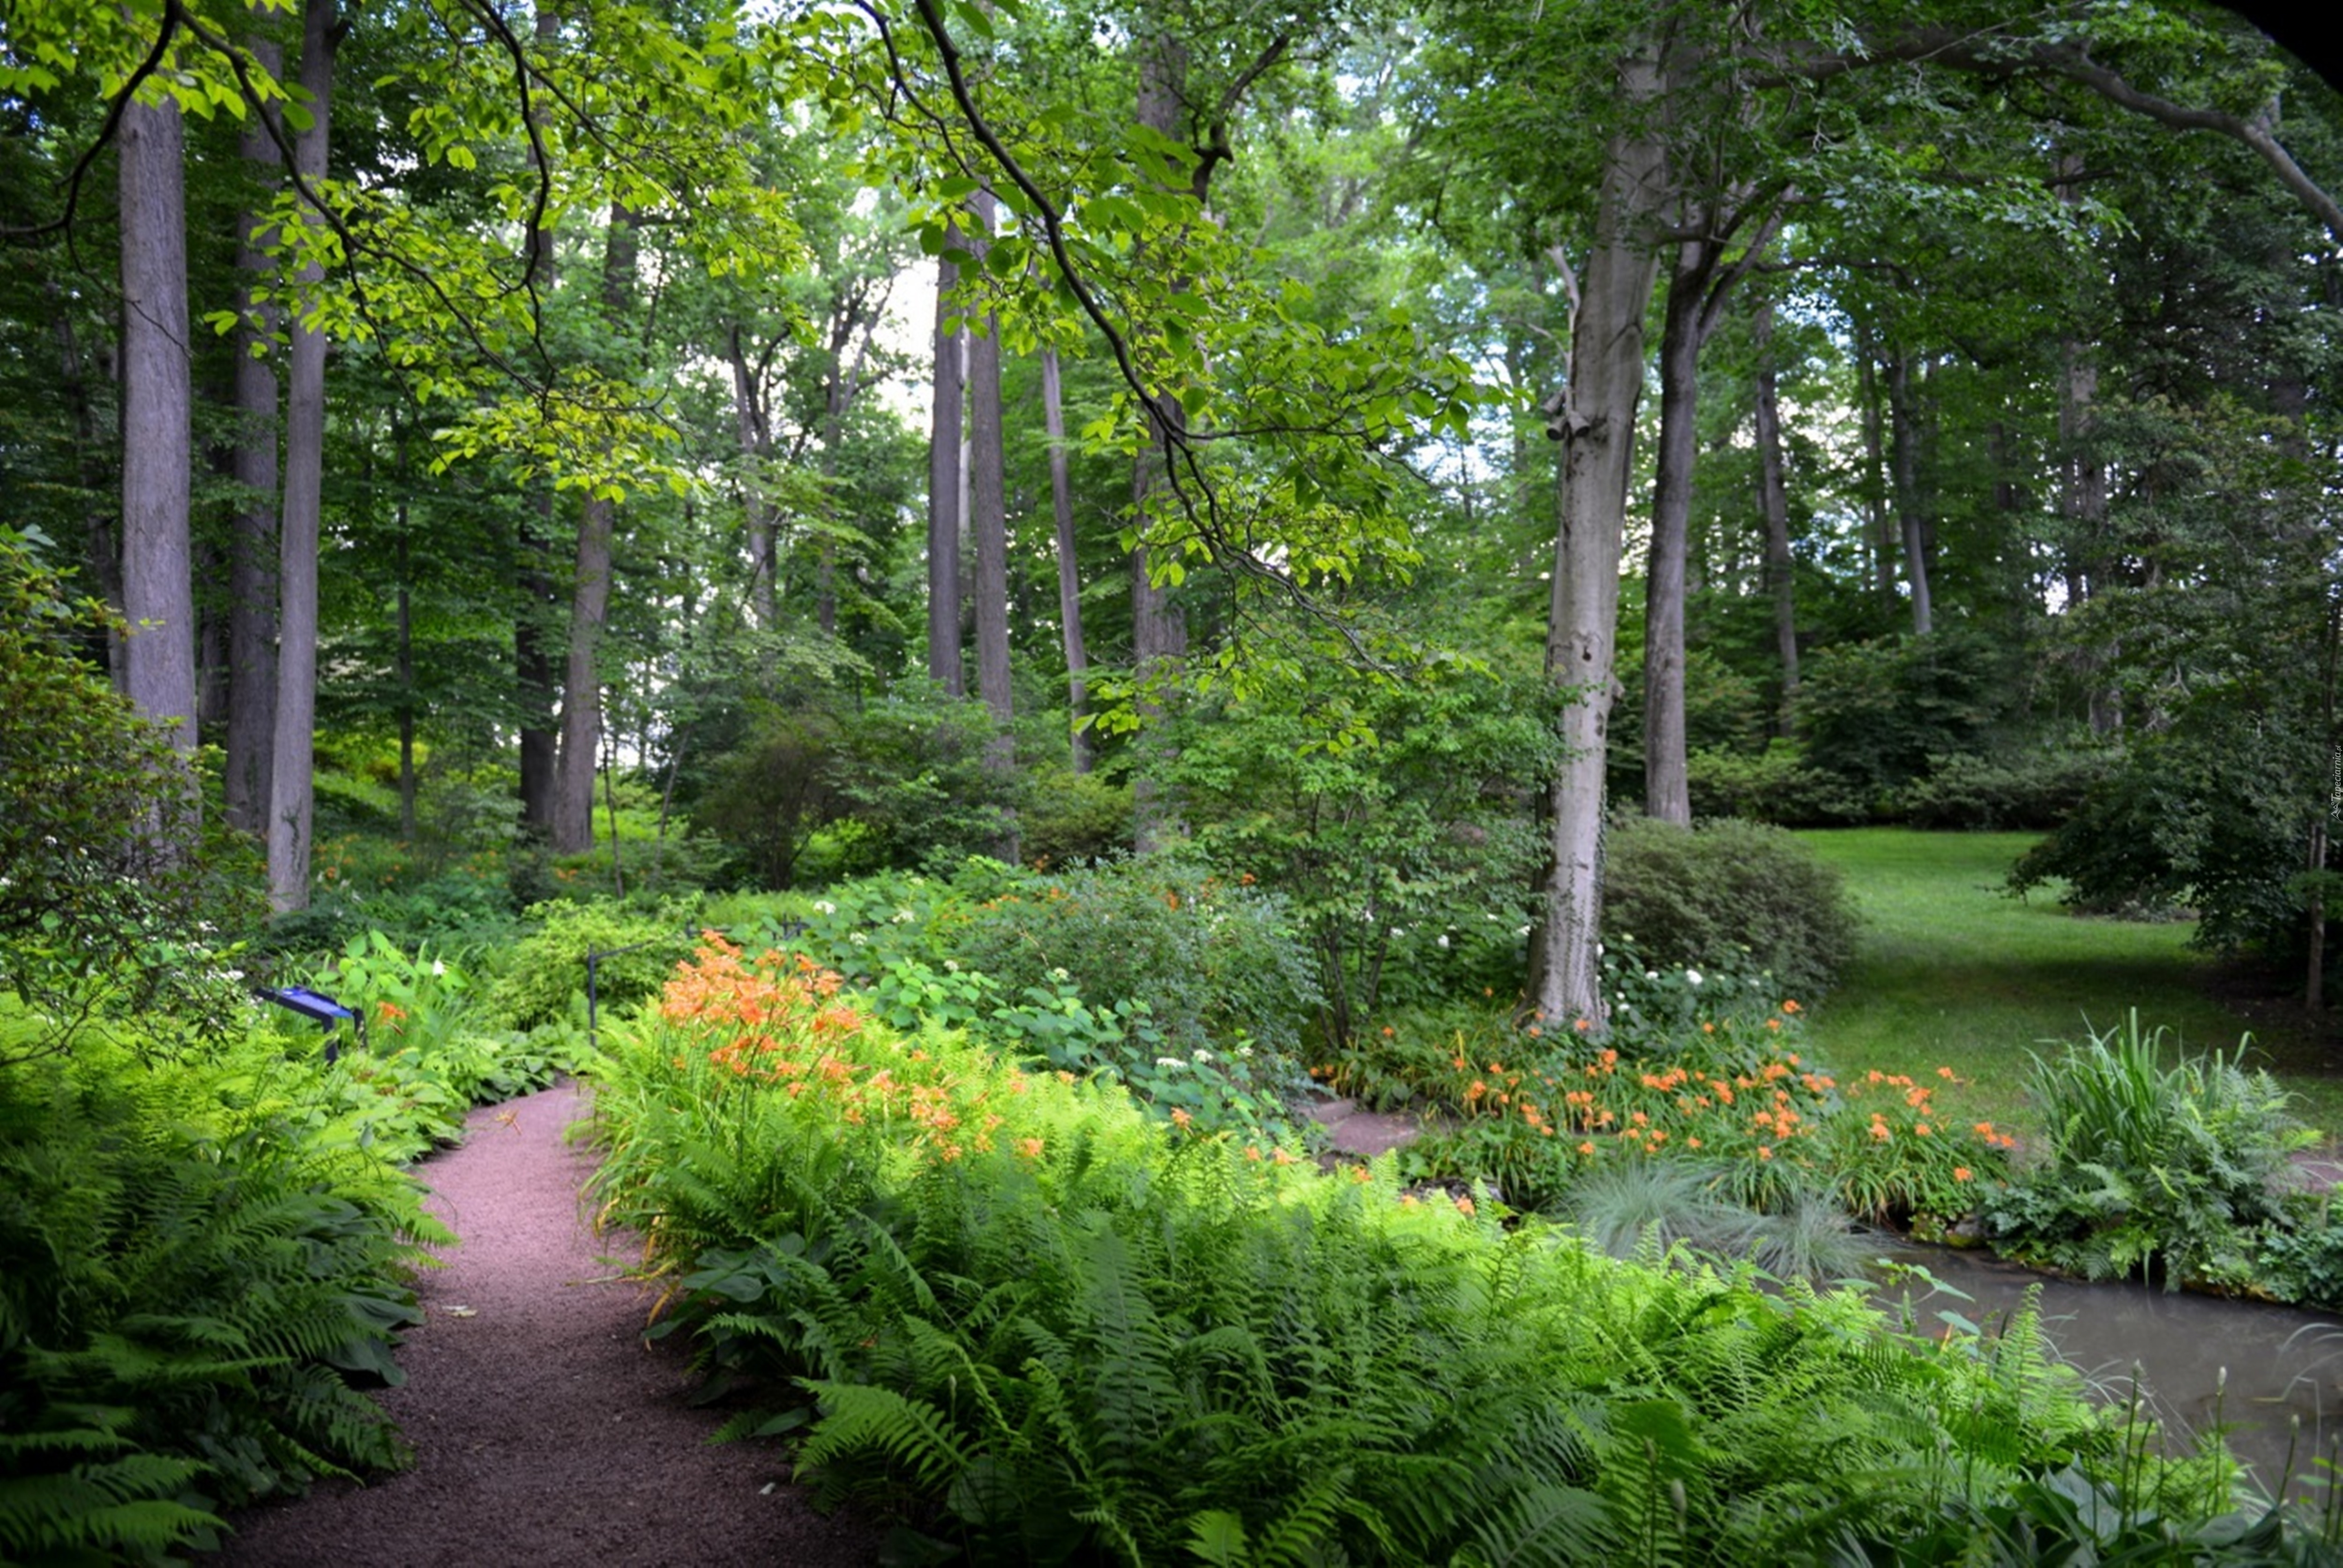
586,936,2271,1564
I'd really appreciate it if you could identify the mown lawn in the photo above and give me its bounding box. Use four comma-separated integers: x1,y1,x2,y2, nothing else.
1797,828,2343,1143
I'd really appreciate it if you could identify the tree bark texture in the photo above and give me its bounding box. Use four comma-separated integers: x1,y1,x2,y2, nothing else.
1640,236,1709,826
268,0,338,912
552,205,638,856
1526,37,1669,1029
118,94,197,758
1041,346,1091,773
927,247,965,694
1751,297,1798,730
1129,24,1193,854
225,37,283,836
966,191,1016,821
728,326,777,639
1887,352,1933,636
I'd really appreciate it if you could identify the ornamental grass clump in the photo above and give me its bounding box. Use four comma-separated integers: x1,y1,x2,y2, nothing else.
584,936,2276,1565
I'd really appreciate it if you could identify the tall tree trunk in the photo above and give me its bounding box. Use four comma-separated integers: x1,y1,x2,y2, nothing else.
1751,297,1798,732
728,326,777,639
1640,235,1709,826
1525,36,1668,1029
1041,345,1091,773
225,43,282,834
966,191,1016,851
268,0,338,912
516,4,561,838
1886,352,1933,637
927,246,965,694
1853,327,1894,606
1129,24,1193,854
118,94,197,760
552,205,638,856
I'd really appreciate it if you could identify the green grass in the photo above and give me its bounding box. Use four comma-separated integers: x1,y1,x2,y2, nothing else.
1797,828,2343,1144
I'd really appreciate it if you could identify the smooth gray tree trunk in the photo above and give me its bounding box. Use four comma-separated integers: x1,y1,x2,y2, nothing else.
118,95,197,760
1640,237,1707,826
516,4,561,838
1041,346,1091,773
966,191,1016,847
552,205,638,856
927,246,965,694
1887,352,1933,636
268,0,337,912
1752,298,1799,731
226,37,283,836
728,327,777,639
1525,36,1668,1030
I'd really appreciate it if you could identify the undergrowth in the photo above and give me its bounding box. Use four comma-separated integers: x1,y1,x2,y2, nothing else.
584,936,2302,1564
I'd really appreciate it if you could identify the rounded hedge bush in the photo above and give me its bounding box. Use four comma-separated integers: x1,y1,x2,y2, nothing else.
1601,815,1858,1001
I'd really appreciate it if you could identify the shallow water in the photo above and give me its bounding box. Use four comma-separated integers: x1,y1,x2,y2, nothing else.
1879,1244,2343,1498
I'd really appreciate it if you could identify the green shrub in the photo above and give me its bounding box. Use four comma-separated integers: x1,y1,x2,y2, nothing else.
1983,1015,2312,1285
1793,630,2013,798
1017,767,1132,869
583,938,2249,1565
1894,747,2110,831
1601,815,1858,1001
485,898,698,1033
1687,741,1871,826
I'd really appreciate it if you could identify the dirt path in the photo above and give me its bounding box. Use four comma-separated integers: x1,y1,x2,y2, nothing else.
219,1081,883,1568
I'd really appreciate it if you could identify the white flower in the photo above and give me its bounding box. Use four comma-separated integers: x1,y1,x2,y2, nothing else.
1645,970,1659,982
944,959,960,973
223,969,244,983
1436,934,1450,949
813,900,836,916
1156,1056,1185,1070
893,909,916,923
1050,966,1071,983
1236,1045,1254,1059
849,932,868,946
432,959,447,976
1389,928,1405,939
1686,969,1702,986
1193,1048,1211,1063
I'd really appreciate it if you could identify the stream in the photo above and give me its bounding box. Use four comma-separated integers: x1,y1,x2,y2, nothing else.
1880,1244,2343,1499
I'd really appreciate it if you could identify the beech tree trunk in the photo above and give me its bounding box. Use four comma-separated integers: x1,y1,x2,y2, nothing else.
268,0,338,912
1641,237,1708,826
1752,297,1798,731
1041,346,1091,773
1853,327,1894,605
1887,352,1933,636
966,192,1016,849
226,37,283,836
1129,25,1193,854
118,94,197,760
927,246,965,694
1525,36,1669,1029
728,326,777,638
551,205,638,856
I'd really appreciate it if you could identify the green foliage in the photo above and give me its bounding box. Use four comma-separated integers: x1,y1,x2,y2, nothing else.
585,937,2242,1564
1984,1016,2313,1286
1792,632,2015,802
718,861,1315,1137
1602,816,1859,1003
485,898,698,1034
1166,670,1560,1044
0,530,253,1064
0,1037,437,1562
1688,741,1870,827
1016,769,1132,870
1893,747,2112,832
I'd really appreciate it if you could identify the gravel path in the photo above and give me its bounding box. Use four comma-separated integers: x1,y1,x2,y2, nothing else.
219,1081,883,1568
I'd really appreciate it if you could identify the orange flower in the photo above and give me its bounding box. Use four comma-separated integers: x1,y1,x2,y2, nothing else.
1455,1196,1475,1216
1272,1147,1298,1166
1381,1026,1395,1038
1782,999,1801,1014
1685,1136,1702,1150
1171,1107,1193,1128
1953,1167,1973,1182
1574,1018,1592,1033
1757,1145,1774,1160
1915,1123,1932,1137
1765,1018,1782,1031
1938,1066,1956,1080
1017,1138,1045,1159
1578,1142,1597,1156
1244,1146,1262,1162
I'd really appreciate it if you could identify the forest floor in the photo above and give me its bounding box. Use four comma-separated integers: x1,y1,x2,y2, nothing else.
1799,828,2343,1142
216,1080,884,1568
